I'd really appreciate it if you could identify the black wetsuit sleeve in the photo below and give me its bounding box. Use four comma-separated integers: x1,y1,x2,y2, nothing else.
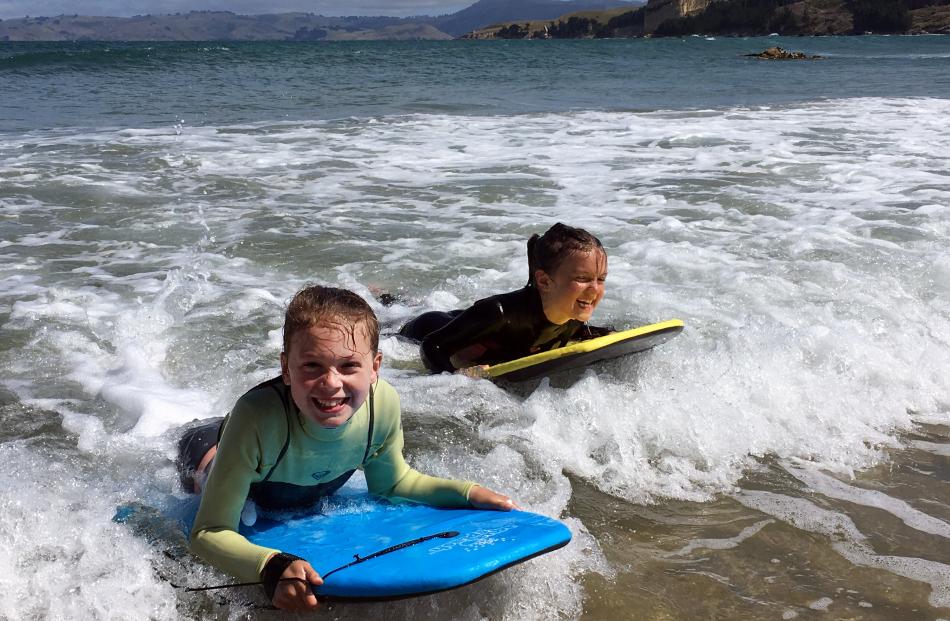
420,299,507,373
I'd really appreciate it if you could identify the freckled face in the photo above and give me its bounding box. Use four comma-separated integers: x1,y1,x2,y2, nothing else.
280,322,382,428
536,249,607,325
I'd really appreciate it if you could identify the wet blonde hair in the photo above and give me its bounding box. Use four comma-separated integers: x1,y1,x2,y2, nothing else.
283,285,380,354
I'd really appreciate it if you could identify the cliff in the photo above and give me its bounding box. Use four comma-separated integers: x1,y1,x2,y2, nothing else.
644,0,713,33
465,0,950,37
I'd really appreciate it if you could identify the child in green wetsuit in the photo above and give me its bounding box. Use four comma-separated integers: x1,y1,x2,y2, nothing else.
184,285,515,612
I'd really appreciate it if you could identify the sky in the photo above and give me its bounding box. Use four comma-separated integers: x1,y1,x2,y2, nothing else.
0,1,477,20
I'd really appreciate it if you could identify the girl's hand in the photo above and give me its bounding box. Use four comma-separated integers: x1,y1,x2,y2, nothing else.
468,485,518,511
458,364,491,379
273,560,323,612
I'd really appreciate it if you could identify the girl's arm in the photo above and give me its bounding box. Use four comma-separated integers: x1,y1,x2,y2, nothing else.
420,299,506,373
362,382,514,510
189,401,280,582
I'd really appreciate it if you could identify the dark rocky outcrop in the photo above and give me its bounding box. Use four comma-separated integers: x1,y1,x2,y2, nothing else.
745,46,823,59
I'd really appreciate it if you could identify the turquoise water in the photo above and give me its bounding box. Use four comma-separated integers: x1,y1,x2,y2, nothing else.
1,36,949,620
2,37,950,131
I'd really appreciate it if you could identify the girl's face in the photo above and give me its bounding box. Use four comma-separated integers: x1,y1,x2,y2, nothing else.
280,321,382,428
536,248,607,325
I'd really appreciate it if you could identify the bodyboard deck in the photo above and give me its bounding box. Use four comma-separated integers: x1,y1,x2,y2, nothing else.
487,319,684,382
121,486,571,601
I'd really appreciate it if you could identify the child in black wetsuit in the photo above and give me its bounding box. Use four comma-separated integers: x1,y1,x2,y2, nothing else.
400,223,611,374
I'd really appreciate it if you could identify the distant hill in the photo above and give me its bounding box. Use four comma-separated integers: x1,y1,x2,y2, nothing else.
0,2,640,42
1,0,943,41
429,0,642,36
0,11,450,42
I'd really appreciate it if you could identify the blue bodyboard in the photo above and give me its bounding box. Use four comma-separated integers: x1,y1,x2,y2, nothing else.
136,485,572,601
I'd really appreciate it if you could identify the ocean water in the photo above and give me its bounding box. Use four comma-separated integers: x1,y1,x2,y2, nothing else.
1,36,949,620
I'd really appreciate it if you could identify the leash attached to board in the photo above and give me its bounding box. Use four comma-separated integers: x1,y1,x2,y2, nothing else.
170,530,460,593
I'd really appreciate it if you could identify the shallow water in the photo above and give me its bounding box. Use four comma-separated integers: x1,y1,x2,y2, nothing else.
1,37,949,620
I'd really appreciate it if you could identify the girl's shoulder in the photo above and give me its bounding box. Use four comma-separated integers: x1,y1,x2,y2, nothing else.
227,376,290,431
471,287,536,322
372,377,400,408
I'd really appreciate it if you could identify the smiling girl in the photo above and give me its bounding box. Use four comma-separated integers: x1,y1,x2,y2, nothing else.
179,286,514,612
399,223,612,374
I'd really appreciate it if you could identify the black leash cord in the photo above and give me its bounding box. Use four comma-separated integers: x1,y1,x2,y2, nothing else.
170,530,460,593
170,576,305,593
320,530,459,580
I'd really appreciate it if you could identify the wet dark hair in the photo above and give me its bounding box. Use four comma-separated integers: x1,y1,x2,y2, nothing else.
526,223,605,287
283,285,380,354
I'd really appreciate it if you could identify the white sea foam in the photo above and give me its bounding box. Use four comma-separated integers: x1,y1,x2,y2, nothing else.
910,440,950,457
784,463,950,538
667,519,773,557
1,96,949,618
0,444,178,620
3,98,948,476
737,490,950,608
809,597,834,611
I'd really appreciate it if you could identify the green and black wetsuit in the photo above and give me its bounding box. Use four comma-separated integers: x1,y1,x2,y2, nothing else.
188,376,476,582
399,286,609,374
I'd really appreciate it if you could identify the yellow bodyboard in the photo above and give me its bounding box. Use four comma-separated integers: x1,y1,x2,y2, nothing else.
487,319,684,381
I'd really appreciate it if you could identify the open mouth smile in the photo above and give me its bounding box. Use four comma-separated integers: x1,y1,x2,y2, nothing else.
313,396,349,412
